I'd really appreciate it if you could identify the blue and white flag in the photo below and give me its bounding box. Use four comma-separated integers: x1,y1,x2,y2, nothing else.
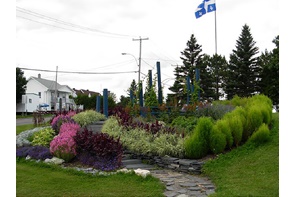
195,0,216,19
195,1,206,19
204,0,216,13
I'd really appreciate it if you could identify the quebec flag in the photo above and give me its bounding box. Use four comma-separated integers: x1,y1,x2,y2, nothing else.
195,2,206,19
205,0,216,13
195,0,216,19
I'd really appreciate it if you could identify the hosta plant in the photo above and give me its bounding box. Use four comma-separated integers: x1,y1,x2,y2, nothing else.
31,127,56,147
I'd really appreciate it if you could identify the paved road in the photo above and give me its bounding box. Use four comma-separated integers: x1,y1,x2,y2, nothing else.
16,117,53,126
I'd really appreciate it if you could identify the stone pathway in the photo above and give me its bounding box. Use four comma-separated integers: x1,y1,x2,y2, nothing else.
122,153,215,197
87,122,216,197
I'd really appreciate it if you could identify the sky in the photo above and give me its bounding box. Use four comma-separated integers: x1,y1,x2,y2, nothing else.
15,0,280,101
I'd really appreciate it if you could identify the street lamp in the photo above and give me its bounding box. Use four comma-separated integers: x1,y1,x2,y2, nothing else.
122,53,140,85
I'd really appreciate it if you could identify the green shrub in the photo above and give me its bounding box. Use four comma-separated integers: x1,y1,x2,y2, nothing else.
170,116,198,135
215,119,233,149
224,114,243,147
120,128,153,155
31,127,56,147
246,105,263,136
195,104,235,120
151,133,185,158
248,94,273,109
249,123,271,145
184,117,214,159
226,106,248,142
101,116,123,139
210,125,227,154
72,110,106,127
230,95,249,107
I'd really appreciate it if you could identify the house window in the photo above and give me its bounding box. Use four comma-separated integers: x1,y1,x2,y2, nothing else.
38,92,41,98
29,99,32,103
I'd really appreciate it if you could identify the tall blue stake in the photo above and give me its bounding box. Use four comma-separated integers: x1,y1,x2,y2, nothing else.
186,76,190,104
130,89,134,106
148,70,152,89
96,95,101,112
157,61,162,104
196,68,200,101
139,83,143,107
103,89,108,118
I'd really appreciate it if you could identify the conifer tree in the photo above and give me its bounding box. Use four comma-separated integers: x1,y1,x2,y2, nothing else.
168,65,185,106
260,35,279,111
202,54,228,100
180,34,204,89
225,24,261,99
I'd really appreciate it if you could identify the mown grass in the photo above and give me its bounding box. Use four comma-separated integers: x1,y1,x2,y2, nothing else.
16,158,165,197
16,124,50,135
202,113,279,197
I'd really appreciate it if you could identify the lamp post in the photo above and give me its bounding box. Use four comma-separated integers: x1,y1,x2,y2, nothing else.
122,53,140,85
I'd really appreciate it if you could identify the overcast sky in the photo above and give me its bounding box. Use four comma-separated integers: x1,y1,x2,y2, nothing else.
16,0,279,100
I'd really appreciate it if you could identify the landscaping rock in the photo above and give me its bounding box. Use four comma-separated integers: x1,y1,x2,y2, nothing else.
44,157,65,165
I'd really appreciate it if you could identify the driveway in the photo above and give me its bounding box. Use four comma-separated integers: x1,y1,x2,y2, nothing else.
16,117,53,126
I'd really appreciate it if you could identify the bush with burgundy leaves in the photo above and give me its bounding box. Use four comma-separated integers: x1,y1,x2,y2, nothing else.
74,128,123,171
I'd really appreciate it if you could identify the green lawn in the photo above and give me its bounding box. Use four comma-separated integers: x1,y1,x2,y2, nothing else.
16,124,50,135
16,159,165,197
202,113,279,197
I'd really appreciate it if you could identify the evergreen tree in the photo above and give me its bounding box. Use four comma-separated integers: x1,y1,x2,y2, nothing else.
180,34,204,89
144,73,158,107
260,35,279,111
225,24,261,99
202,54,228,100
168,65,185,106
127,79,138,104
16,67,27,104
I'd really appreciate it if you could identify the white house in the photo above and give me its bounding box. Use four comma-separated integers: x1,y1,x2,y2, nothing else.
16,74,76,113
16,93,39,113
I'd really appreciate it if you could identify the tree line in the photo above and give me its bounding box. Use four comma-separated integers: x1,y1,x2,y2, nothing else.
167,24,279,111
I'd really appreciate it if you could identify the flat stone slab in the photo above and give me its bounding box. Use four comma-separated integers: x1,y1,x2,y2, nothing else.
123,163,155,170
179,182,198,187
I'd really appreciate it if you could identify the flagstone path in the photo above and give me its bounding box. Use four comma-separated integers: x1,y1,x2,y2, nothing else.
88,122,216,197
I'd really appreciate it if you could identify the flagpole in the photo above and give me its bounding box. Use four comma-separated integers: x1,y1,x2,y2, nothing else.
214,4,217,54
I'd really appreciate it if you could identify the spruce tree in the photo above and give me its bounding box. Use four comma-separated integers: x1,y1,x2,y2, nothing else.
225,24,261,99
168,65,185,106
260,35,279,111
144,73,158,107
180,34,204,89
202,54,228,101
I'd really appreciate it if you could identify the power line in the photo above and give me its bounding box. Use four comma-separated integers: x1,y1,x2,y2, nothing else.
16,6,137,38
19,67,137,74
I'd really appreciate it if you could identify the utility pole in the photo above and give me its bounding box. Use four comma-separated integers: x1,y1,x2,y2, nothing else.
55,66,58,111
132,36,149,85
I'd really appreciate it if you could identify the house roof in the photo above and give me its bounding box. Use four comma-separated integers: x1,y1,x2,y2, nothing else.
30,76,73,92
73,88,101,96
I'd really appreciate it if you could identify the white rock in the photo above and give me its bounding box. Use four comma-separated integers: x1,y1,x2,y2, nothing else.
44,157,65,165
117,168,131,173
134,168,150,178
